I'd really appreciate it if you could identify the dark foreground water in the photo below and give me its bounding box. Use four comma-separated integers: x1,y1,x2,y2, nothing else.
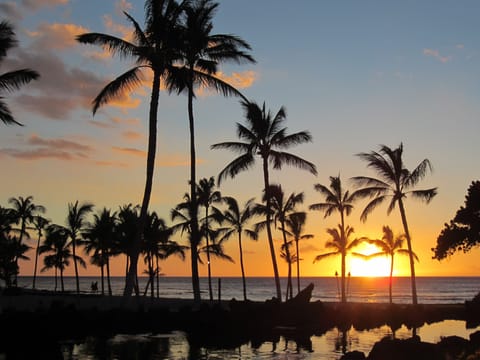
9,276,480,359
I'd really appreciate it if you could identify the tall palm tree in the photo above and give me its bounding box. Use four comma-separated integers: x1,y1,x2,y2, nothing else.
256,184,304,300
8,195,46,284
0,20,39,126
212,100,317,301
117,204,140,281
84,208,118,296
218,196,257,300
309,176,361,303
65,201,93,293
313,225,363,303
169,0,254,302
0,233,30,288
32,215,50,289
197,176,223,301
282,212,313,294
77,0,188,297
40,224,84,292
352,143,437,305
363,226,419,304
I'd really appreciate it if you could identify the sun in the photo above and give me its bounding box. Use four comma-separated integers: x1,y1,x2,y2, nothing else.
349,244,391,277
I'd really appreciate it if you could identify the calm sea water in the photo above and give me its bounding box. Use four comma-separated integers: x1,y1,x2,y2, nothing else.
9,276,480,359
15,275,480,304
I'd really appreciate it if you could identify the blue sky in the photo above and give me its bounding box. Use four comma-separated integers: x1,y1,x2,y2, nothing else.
1,0,480,277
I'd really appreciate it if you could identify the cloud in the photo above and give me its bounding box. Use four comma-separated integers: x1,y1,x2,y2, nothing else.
216,70,257,89
122,131,142,141
21,0,68,11
95,160,129,168
27,23,89,50
115,0,133,16
15,94,78,120
157,154,205,167
112,146,146,157
0,3,23,22
423,48,451,63
0,134,92,161
456,44,465,49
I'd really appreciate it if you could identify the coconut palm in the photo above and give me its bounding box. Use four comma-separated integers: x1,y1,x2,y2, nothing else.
309,175,361,303
197,176,223,301
0,233,29,288
31,215,50,289
8,195,46,284
313,225,363,302
77,0,188,297
255,184,304,300
116,204,140,281
218,196,257,300
352,143,437,305
282,212,313,294
0,20,39,126
84,208,118,295
65,201,93,293
212,100,317,301
363,226,419,304
168,0,254,302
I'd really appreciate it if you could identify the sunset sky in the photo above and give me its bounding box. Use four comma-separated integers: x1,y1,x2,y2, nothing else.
2,0,480,279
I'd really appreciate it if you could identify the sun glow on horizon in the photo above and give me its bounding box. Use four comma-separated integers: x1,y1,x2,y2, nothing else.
349,244,391,277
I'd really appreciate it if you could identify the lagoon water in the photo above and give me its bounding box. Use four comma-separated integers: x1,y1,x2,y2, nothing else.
12,276,480,359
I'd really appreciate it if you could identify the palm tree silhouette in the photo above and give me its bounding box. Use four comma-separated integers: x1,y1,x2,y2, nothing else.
362,225,419,304
117,204,141,291
32,215,50,289
8,195,45,285
313,225,363,302
169,0,254,301
0,20,39,126
197,176,223,301
218,196,258,300
352,143,437,305
212,100,317,301
84,208,118,295
256,184,304,300
282,212,313,294
0,232,30,288
66,201,93,293
77,0,187,297
309,176,361,303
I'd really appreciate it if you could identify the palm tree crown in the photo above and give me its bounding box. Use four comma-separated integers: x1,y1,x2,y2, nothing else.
0,20,40,125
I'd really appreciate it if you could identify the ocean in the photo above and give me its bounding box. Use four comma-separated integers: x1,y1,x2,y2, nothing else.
15,275,480,304
7,276,480,359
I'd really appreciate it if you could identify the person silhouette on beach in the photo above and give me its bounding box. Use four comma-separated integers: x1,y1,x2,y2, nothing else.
91,281,98,293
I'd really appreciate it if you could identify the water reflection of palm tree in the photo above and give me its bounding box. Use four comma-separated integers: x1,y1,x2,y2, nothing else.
212,101,317,301
352,143,437,305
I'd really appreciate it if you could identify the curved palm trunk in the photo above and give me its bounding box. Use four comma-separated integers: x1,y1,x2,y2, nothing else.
238,232,247,301
389,253,394,304
71,238,80,293
295,239,300,294
398,199,418,305
340,212,346,303
32,233,41,289
188,74,201,303
205,209,213,301
124,72,160,297
281,220,293,300
262,159,282,301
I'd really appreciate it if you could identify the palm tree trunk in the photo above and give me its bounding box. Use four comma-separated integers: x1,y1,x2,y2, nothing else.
106,256,112,296
238,233,247,301
187,75,201,303
100,263,105,295
398,199,418,305
32,234,41,289
72,238,80,293
296,239,300,294
281,220,292,300
156,255,160,298
389,254,394,304
54,267,58,292
205,210,213,302
262,159,281,301
60,268,65,292
340,212,346,303
124,72,160,297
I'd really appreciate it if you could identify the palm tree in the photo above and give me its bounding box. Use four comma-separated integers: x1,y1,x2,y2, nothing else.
363,226,419,304
313,225,363,302
352,143,437,305
256,184,304,300
168,0,254,302
65,201,93,293
212,100,317,301
0,20,39,126
282,212,313,294
218,196,257,300
8,195,46,284
77,0,188,297
197,176,223,301
309,175,361,303
32,215,50,289
40,224,84,292
84,208,118,295
0,233,30,288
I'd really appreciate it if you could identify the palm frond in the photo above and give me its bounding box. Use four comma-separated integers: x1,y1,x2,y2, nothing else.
360,195,389,222
215,152,255,185
409,188,438,204
76,33,139,60
313,251,338,263
0,69,40,92
269,151,317,174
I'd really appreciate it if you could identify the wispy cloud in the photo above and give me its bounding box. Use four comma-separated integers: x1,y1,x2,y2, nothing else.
21,0,68,11
0,3,22,22
216,70,257,89
95,160,129,168
423,48,451,63
26,23,89,50
122,131,142,141
112,146,146,157
115,0,133,16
